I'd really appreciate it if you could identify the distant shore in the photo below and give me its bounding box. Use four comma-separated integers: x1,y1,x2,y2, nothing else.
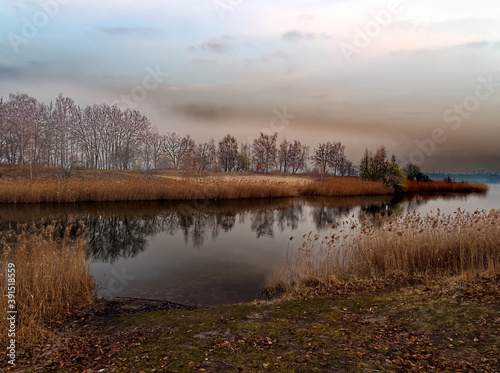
0,167,488,204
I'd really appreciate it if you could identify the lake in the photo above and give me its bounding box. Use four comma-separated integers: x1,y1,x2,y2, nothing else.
1,183,498,306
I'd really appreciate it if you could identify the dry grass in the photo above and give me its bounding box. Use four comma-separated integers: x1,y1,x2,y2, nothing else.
0,172,489,203
0,223,95,349
0,178,298,203
299,177,392,197
267,209,500,295
405,180,488,194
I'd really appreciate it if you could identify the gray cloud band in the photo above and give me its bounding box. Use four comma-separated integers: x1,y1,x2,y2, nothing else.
112,65,169,110
398,72,500,167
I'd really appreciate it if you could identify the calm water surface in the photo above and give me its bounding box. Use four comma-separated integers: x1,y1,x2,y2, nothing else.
1,184,498,306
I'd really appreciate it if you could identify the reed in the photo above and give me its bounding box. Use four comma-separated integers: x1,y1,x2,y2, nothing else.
0,174,488,204
405,180,488,194
0,223,95,349
267,209,500,295
0,178,297,203
298,177,392,197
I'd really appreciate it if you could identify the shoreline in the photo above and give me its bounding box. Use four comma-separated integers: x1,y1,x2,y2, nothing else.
0,170,488,204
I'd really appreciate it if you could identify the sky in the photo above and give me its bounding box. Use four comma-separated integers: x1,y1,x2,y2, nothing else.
1,0,500,172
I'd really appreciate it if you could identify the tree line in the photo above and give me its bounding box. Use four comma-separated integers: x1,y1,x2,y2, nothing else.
0,93,426,183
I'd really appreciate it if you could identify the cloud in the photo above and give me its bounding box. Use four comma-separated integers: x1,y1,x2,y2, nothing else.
390,40,494,58
190,58,218,67
293,14,315,21
101,27,162,36
200,37,232,54
0,65,21,80
461,41,491,48
28,60,51,68
260,50,288,63
282,30,315,43
172,103,235,120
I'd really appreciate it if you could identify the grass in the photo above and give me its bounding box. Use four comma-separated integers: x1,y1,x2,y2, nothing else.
13,277,499,371
266,209,500,295
0,177,298,203
0,168,488,204
298,176,392,197
0,223,95,350
405,180,488,194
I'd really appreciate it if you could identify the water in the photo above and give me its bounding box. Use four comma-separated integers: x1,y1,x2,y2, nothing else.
1,184,498,306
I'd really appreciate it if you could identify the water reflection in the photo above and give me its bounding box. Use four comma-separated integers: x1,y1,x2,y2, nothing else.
0,190,492,305
0,193,476,263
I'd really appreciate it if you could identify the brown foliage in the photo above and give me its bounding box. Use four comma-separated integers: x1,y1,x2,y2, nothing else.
267,209,500,295
299,177,392,197
405,180,488,194
0,223,95,349
0,177,298,203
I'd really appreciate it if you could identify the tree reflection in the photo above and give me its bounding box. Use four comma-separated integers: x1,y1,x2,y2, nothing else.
87,217,148,263
250,209,275,238
277,203,303,231
0,191,471,263
311,205,349,231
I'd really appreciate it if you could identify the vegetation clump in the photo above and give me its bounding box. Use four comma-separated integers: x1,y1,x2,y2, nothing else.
0,223,95,349
267,209,500,295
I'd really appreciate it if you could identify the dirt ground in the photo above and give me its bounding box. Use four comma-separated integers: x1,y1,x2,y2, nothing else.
6,276,499,373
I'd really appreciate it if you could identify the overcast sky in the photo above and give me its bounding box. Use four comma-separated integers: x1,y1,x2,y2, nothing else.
1,0,500,172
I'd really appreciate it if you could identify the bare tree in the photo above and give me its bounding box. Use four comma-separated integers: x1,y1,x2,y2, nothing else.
163,132,193,169
312,142,330,175
312,141,347,175
337,157,356,176
252,132,277,173
328,142,346,175
5,93,39,165
289,140,308,174
118,109,151,169
206,138,218,171
218,134,238,172
278,139,290,173
236,143,252,172
145,129,165,169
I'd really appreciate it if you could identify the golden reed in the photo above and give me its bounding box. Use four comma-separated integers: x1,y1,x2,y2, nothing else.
267,209,500,295
0,223,95,349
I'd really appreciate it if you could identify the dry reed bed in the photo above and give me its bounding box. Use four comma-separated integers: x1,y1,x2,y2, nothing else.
405,180,488,194
0,177,489,203
0,223,95,349
299,177,393,197
267,209,500,295
0,178,298,203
